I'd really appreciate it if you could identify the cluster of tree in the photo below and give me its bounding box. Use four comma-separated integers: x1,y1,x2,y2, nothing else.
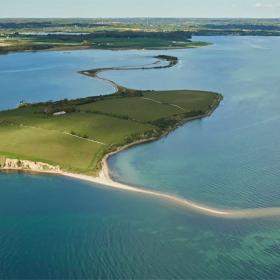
12,31,192,43
0,44,53,54
155,55,178,67
116,90,144,97
32,97,98,110
0,21,53,29
0,120,14,126
84,110,131,121
150,117,179,130
194,29,280,36
31,90,146,115
69,131,89,139
88,31,191,40
203,24,280,31
150,110,205,131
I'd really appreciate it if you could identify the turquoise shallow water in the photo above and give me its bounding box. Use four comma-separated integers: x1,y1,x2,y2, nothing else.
108,36,280,209
1,172,280,279
1,37,280,278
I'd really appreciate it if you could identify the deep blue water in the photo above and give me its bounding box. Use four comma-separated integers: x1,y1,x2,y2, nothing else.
1,37,280,279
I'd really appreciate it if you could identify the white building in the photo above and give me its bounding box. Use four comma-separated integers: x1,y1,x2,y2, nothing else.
53,111,66,116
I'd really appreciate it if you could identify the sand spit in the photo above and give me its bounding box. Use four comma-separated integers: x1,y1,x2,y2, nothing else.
1,155,280,220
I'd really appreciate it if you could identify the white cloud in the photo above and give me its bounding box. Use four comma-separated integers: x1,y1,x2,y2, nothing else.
255,2,280,8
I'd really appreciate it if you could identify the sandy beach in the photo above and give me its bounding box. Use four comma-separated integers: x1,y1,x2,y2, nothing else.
2,141,280,220
1,93,279,220
62,154,280,220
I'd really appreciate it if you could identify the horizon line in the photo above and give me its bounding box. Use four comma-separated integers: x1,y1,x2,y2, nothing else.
0,17,279,20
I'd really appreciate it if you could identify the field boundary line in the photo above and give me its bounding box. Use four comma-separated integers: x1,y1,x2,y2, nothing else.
19,124,106,146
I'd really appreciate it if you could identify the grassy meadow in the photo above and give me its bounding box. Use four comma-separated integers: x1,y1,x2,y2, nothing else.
0,90,221,175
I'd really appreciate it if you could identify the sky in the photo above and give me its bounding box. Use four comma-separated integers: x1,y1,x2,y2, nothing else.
0,0,280,18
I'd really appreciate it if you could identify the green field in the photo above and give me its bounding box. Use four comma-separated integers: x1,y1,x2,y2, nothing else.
0,90,221,175
90,37,208,50
0,28,209,54
0,35,208,53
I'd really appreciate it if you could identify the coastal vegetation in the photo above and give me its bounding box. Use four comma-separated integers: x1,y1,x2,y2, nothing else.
0,88,221,175
0,30,207,53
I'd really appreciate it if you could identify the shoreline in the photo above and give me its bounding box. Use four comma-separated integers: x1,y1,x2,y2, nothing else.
2,104,280,220
79,55,178,95
2,152,280,220
0,41,211,56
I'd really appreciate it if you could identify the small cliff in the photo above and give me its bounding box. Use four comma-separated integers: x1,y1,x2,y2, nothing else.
0,157,60,173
